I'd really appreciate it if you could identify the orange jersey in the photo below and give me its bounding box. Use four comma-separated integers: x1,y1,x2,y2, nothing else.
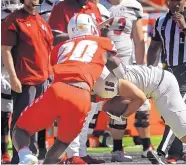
51,35,116,90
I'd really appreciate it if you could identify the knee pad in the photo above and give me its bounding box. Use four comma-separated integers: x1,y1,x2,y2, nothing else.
109,119,127,130
134,111,149,128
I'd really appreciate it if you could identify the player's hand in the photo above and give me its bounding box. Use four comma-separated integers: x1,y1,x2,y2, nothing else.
172,13,186,29
100,25,110,37
10,76,22,93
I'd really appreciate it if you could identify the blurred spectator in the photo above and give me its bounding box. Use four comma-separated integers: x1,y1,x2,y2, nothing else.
138,0,168,12
1,0,53,163
48,0,102,45
1,0,22,163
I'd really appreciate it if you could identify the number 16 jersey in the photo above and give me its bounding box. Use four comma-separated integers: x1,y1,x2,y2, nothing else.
51,35,117,90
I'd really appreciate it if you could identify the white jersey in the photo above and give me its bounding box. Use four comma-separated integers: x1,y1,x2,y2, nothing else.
122,65,186,139
38,0,59,21
119,65,163,97
94,65,162,99
100,0,143,62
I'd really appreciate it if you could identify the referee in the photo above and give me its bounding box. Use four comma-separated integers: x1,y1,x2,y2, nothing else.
147,0,186,164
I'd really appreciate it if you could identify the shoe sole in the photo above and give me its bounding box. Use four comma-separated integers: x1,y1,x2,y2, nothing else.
18,161,38,165
141,155,147,158
111,158,133,162
147,150,165,165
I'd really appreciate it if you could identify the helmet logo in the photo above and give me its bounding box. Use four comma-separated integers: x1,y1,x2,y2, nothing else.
77,24,84,30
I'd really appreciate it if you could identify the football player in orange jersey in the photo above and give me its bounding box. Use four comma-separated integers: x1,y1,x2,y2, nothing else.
12,13,146,165
12,13,110,165
8,13,130,164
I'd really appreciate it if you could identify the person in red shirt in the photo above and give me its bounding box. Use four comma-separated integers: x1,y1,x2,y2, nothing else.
12,13,116,164
48,0,102,45
1,0,53,163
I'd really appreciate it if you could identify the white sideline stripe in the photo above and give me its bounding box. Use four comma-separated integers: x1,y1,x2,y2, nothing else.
162,129,173,152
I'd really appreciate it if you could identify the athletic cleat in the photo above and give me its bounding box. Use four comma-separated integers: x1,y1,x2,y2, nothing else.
141,145,156,158
147,150,165,164
18,154,38,165
111,150,132,162
1,152,11,164
66,156,87,164
81,155,105,164
166,155,180,164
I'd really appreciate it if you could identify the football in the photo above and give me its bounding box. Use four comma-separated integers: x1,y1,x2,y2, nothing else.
103,96,130,117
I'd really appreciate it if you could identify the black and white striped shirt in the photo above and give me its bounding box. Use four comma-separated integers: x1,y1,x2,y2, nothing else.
152,10,186,67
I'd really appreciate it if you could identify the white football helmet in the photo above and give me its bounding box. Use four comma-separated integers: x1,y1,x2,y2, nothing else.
1,0,22,11
67,13,99,39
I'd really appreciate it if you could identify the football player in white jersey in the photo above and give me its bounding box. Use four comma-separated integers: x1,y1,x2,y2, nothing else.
99,0,154,162
1,0,22,163
95,56,186,164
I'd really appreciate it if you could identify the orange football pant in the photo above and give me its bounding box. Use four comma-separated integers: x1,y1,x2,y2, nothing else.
16,82,91,143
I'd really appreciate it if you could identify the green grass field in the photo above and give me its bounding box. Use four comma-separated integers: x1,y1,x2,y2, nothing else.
88,135,162,153
8,135,162,156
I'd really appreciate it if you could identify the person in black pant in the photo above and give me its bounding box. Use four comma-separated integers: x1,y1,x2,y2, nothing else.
147,0,186,163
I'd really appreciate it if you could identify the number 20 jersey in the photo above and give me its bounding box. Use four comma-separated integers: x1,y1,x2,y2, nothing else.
51,35,117,90
100,0,143,60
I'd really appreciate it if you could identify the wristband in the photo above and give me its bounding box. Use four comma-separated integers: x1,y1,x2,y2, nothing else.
121,115,128,120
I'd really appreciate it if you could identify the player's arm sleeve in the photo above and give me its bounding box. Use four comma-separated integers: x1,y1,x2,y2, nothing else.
48,2,67,34
151,18,162,42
